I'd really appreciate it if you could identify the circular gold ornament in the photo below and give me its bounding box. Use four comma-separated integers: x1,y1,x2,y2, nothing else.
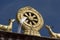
16,6,44,36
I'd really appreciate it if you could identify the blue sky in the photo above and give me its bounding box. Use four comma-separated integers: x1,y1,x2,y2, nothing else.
0,0,60,37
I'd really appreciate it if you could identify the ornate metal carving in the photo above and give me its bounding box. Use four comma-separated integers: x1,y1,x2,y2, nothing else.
46,25,60,38
16,6,44,36
0,19,15,32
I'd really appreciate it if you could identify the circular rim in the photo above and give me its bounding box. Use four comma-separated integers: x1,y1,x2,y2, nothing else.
16,6,44,28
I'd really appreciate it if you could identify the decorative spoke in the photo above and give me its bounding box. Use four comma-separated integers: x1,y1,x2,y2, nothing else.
23,12,38,25
29,22,32,25
33,19,38,21
25,13,28,16
32,21,36,25
25,20,28,22
33,15,36,17
29,12,31,16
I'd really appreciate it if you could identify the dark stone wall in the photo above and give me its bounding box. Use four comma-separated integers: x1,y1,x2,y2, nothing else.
0,31,60,40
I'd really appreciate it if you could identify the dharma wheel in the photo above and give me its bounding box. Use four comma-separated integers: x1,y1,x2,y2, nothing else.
16,6,44,36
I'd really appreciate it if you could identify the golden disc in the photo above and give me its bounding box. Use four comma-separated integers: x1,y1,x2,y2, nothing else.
16,6,44,30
